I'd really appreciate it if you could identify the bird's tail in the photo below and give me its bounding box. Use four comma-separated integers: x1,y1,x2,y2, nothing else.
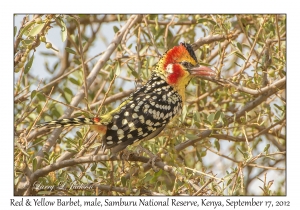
34,117,101,129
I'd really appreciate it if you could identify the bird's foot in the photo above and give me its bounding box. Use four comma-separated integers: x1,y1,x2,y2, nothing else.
136,145,160,172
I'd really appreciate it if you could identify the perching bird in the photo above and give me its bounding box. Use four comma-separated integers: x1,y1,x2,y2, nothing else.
35,43,216,154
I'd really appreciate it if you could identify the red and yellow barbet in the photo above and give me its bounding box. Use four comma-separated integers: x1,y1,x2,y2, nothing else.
35,43,216,154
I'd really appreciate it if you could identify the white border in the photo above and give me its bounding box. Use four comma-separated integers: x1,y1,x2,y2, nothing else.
2,0,298,209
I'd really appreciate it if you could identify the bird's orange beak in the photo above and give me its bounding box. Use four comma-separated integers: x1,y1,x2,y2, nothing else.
189,65,216,77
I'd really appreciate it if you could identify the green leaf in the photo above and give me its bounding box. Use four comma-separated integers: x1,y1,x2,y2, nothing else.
263,144,270,153
185,134,198,141
200,150,207,157
109,67,115,80
86,175,92,181
70,34,76,42
181,105,187,122
90,143,102,149
52,109,61,118
32,158,37,172
273,57,286,65
22,39,34,45
73,58,81,65
24,53,34,74
203,119,212,126
36,104,42,113
36,92,46,101
143,173,152,182
196,149,202,162
66,149,78,153
207,113,215,123
220,112,225,123
197,18,216,25
234,62,242,67
64,87,73,96
214,111,221,121
274,104,284,111
82,41,87,48
214,140,220,151
19,22,35,37
14,26,17,37
53,61,59,71
65,47,77,55
69,77,81,86
199,62,212,67
238,148,247,159
127,64,138,78
227,178,232,186
228,50,238,57
233,51,246,60
31,90,37,99
134,189,141,196
76,131,83,138
77,165,84,172
194,122,201,128
139,45,149,55
113,26,119,33
121,176,127,187
58,17,67,42
237,42,243,52
193,111,201,122
91,164,97,171
115,62,121,76
29,23,45,36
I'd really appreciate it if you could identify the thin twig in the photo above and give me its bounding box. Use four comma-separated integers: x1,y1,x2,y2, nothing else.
96,72,118,115
26,87,54,138
275,15,282,58
143,16,161,56
72,16,89,103
233,15,267,76
193,178,213,196
164,16,175,50
185,167,223,181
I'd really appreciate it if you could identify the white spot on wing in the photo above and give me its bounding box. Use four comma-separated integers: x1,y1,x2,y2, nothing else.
154,122,161,126
128,122,135,128
139,115,145,123
117,129,124,135
111,125,118,130
122,119,128,125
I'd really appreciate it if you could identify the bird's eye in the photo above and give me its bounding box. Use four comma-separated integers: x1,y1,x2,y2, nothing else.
181,61,191,68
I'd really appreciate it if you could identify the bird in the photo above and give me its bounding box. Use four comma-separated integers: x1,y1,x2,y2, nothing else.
34,42,216,154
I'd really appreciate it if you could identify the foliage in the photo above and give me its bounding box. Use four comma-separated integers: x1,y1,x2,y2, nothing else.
14,14,286,196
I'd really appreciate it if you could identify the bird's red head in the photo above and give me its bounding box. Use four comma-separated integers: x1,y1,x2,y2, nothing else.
156,43,215,87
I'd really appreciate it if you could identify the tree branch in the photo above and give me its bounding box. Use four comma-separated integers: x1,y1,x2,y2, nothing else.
175,84,284,152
